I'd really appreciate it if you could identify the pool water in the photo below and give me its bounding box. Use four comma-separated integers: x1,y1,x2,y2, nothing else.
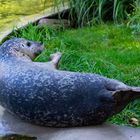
0,0,53,31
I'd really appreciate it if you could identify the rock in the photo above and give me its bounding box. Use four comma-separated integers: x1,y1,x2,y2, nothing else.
0,106,140,140
38,18,70,28
129,118,139,126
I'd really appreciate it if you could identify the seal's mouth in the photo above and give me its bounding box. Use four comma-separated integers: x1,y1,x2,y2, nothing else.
33,52,42,58
34,50,43,56
33,45,45,59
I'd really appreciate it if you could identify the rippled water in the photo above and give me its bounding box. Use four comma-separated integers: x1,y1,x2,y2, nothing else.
0,0,53,30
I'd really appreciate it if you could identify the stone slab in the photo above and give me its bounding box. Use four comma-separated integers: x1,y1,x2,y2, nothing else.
0,106,140,140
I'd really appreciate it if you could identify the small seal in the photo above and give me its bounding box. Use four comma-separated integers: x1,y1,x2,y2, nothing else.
0,38,140,127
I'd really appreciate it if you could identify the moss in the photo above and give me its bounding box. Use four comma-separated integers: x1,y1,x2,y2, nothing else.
0,134,37,140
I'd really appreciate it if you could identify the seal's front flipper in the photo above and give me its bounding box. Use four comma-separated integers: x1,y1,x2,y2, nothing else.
112,87,140,113
34,52,62,70
49,52,62,69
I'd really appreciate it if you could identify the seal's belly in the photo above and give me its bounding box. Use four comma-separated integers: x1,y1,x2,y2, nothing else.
0,64,115,127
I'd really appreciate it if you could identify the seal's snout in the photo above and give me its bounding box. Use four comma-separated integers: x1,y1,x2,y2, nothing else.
33,42,44,53
32,43,45,58
37,43,45,53
35,49,43,55
36,42,44,50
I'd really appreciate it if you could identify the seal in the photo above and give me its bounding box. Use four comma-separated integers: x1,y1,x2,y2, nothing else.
0,38,140,127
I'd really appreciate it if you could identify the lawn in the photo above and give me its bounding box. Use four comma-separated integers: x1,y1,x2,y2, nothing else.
10,23,140,127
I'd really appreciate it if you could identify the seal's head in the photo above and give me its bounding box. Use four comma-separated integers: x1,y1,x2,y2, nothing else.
1,38,44,60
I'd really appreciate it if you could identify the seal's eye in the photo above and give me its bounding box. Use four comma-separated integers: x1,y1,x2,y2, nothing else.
26,42,31,47
21,44,25,47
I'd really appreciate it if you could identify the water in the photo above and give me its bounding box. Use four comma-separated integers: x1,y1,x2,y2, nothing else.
0,0,53,30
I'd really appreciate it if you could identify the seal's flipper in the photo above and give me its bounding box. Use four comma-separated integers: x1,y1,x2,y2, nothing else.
112,87,140,113
128,87,140,100
131,87,140,93
49,52,62,69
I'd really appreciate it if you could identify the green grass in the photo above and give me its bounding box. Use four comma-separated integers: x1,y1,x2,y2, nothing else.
127,1,140,34
53,0,137,26
9,23,140,127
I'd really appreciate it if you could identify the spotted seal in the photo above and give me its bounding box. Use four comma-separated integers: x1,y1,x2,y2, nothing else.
0,38,140,127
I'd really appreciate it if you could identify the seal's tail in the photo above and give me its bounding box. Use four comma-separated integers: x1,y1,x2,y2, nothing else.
113,86,140,100
113,86,140,113
130,87,140,99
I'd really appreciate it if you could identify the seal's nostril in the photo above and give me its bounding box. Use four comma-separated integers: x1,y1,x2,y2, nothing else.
37,49,43,54
39,50,43,53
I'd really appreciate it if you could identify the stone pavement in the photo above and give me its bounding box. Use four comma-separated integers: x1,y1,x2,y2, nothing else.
0,106,140,140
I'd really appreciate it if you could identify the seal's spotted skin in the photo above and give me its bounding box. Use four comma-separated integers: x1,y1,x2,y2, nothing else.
0,38,140,127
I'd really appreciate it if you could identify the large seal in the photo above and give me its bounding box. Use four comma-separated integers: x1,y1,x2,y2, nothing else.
0,38,140,127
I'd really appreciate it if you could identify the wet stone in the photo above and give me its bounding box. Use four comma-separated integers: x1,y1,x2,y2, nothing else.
38,18,70,28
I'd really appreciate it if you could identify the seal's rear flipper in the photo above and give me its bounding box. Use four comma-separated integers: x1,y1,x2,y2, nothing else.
131,87,140,93
112,87,140,113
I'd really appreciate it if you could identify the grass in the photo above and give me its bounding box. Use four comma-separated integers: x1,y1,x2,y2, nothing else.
127,1,140,34
53,0,137,26
9,23,140,127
